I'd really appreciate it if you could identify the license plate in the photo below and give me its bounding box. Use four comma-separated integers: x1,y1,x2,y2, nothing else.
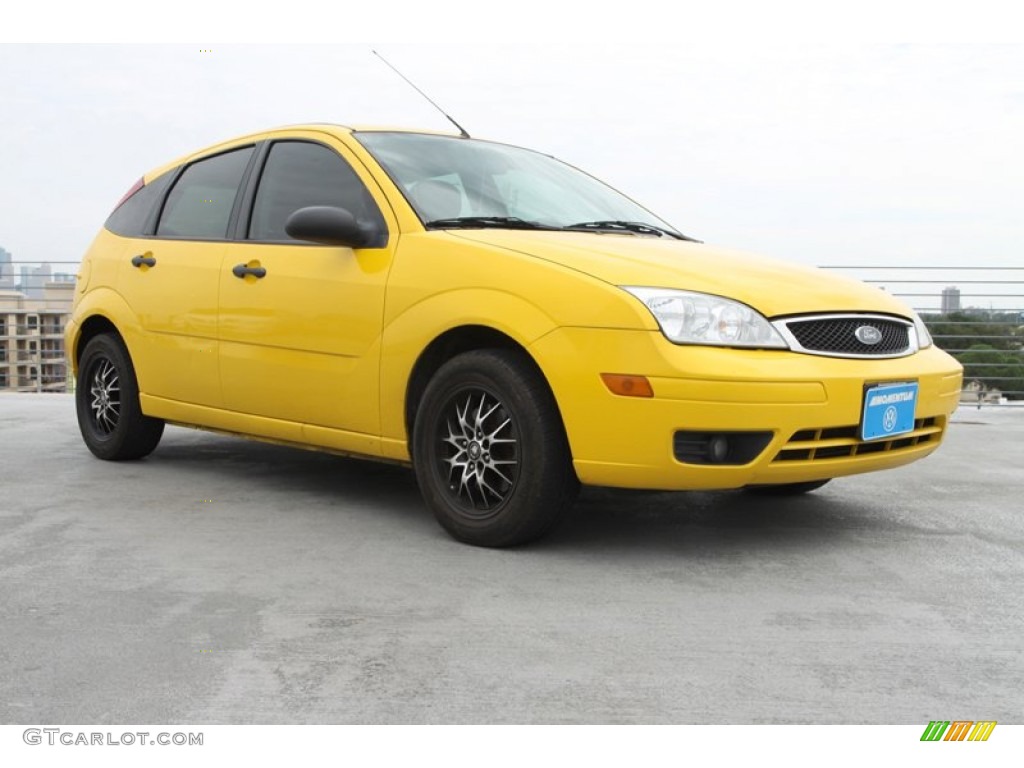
861,382,918,441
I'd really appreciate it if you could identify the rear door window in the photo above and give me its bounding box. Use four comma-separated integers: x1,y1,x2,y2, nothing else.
156,147,254,239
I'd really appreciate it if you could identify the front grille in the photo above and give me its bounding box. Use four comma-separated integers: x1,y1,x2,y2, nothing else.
778,315,912,357
772,417,943,462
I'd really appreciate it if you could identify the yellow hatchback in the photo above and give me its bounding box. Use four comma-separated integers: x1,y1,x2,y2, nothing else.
67,124,963,546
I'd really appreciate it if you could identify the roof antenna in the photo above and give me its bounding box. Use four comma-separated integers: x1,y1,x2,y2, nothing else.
372,50,471,139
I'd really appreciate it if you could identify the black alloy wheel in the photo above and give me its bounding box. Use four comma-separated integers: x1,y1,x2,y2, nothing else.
412,349,577,547
76,334,164,460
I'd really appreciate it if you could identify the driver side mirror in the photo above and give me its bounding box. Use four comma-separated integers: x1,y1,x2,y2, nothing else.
285,206,384,248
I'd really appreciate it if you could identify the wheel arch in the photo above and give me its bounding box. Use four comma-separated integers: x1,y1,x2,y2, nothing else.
74,315,125,373
66,288,141,377
403,325,568,460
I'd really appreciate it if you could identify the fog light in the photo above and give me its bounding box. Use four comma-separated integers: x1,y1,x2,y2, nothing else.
708,435,729,463
673,430,774,465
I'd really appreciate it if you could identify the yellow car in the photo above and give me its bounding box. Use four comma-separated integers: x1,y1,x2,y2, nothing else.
66,125,963,546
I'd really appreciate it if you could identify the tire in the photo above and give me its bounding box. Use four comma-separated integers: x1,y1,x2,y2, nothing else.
744,479,831,496
412,349,578,547
76,333,164,461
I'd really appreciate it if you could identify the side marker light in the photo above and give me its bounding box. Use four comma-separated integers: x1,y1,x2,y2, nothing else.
600,374,654,398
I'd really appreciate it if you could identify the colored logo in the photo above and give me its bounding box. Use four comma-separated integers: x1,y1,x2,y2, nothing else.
920,721,997,741
855,325,883,345
882,405,899,432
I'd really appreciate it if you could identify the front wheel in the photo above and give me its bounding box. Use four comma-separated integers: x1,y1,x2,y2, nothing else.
412,349,577,547
76,333,164,460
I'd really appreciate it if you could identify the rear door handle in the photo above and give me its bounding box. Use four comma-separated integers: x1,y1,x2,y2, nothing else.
232,264,267,279
131,255,156,268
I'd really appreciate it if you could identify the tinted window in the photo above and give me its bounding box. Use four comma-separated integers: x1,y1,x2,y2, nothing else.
249,141,386,244
105,172,173,236
156,147,254,239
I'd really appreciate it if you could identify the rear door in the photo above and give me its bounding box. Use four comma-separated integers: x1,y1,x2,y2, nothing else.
119,145,255,406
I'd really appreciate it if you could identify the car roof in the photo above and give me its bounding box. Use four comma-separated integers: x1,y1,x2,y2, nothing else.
142,123,464,182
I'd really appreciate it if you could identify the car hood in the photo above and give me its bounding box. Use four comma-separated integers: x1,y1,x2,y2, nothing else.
449,230,912,318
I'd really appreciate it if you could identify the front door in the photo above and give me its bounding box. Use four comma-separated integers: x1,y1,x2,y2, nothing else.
218,136,396,441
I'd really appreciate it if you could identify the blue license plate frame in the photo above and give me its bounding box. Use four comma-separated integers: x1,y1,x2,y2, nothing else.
861,382,918,441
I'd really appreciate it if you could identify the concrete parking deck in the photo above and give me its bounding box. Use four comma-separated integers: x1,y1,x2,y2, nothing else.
1,393,1022,724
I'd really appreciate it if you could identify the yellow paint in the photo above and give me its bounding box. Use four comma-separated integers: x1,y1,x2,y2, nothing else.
67,124,963,491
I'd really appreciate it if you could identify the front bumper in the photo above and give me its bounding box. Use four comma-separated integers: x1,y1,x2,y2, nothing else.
529,327,963,490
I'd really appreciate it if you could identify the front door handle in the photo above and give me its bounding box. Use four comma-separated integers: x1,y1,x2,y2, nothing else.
232,264,267,279
131,254,156,268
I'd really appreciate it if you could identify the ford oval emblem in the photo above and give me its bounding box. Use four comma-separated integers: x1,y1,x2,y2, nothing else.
855,325,883,345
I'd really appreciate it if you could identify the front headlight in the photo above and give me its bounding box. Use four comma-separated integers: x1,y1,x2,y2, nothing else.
622,287,788,348
911,311,933,349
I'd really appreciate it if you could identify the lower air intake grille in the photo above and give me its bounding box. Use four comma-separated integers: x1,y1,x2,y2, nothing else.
773,417,943,462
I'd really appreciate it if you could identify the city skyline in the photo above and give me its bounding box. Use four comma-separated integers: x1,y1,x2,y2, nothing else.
0,252,76,297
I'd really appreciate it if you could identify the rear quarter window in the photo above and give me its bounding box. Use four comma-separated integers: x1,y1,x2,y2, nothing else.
156,147,255,240
104,172,173,237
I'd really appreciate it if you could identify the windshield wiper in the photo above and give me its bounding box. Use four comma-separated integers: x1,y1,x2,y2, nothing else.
565,220,700,241
424,216,561,231
425,216,702,241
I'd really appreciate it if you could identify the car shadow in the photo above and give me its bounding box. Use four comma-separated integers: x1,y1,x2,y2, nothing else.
148,428,424,522
146,427,882,555
539,483,884,557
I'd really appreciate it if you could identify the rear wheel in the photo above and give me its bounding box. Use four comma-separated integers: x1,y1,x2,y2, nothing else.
744,479,831,496
412,349,577,547
76,334,164,460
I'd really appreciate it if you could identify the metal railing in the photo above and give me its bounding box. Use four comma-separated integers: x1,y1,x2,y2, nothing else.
822,266,1023,405
0,258,79,293
1,259,1022,402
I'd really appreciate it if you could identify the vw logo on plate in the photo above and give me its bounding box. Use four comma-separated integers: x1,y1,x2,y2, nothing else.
882,405,899,432
855,325,883,345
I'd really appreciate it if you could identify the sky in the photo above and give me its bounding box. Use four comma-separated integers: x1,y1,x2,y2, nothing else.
1,39,1022,308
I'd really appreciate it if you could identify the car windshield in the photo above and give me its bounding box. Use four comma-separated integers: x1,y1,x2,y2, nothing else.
354,131,682,235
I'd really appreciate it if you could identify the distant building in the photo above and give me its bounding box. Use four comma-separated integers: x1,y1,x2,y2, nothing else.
17,262,52,300
0,281,74,393
0,246,13,289
941,286,961,314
